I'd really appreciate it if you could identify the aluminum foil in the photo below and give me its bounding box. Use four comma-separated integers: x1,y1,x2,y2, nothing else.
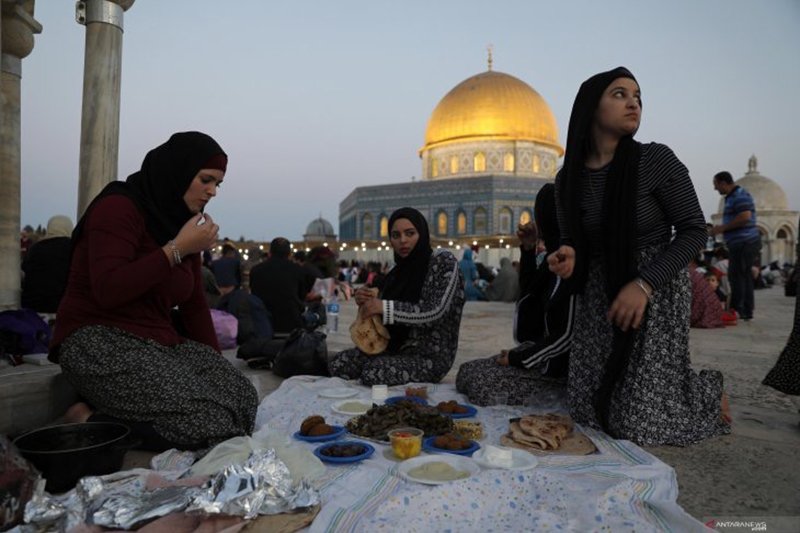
23,449,319,531
188,449,319,519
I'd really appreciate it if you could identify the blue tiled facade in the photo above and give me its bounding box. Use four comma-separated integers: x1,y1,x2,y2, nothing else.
339,175,552,241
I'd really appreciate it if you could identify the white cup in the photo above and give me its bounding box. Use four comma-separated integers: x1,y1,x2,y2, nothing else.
372,384,389,402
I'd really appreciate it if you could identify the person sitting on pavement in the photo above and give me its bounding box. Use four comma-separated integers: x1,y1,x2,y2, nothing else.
484,257,520,302
210,243,242,295
460,248,486,301
329,207,465,385
249,237,316,336
689,255,724,329
21,215,74,314
456,184,575,405
49,131,258,453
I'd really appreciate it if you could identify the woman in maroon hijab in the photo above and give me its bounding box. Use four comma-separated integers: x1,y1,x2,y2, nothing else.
51,132,257,453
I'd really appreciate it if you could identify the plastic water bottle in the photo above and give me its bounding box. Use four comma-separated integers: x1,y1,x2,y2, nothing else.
327,290,340,333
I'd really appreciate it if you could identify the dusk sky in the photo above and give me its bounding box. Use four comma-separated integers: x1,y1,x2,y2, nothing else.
20,0,799,242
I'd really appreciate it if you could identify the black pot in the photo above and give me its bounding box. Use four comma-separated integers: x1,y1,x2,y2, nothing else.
13,422,135,493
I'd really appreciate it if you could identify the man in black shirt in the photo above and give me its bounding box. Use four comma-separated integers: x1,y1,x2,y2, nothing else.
249,238,316,335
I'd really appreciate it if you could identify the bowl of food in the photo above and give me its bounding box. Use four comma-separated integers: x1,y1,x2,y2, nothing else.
388,427,423,460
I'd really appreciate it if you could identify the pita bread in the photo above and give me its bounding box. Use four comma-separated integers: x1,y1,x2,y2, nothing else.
350,311,390,355
501,413,596,456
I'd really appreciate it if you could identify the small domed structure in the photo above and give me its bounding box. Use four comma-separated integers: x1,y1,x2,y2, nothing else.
304,216,337,243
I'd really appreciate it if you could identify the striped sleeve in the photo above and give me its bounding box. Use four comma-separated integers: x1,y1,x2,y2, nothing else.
383,250,461,326
637,143,707,290
508,290,576,370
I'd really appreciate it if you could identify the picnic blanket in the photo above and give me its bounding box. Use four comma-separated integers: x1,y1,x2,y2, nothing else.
255,376,706,532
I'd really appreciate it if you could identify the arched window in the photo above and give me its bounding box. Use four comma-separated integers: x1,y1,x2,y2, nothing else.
777,228,788,239
362,213,373,239
474,207,487,235
499,207,513,235
457,211,467,235
379,215,389,238
450,155,459,174
474,152,486,172
532,154,540,173
437,211,449,236
431,157,439,178
519,209,531,226
503,153,515,172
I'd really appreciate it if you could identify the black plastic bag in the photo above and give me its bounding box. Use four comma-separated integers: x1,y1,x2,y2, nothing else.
272,328,330,378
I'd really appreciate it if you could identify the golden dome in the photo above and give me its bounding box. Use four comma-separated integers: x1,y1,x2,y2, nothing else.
421,70,563,156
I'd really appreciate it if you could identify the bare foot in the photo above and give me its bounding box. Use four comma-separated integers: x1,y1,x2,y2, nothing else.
62,402,93,424
720,392,732,425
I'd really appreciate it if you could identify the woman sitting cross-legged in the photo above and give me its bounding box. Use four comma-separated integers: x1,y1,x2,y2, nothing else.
328,207,465,385
456,184,576,406
50,132,258,453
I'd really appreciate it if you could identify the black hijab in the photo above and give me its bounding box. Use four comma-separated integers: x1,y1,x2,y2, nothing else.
379,207,433,350
73,131,227,247
526,183,565,303
558,66,641,298
557,67,643,435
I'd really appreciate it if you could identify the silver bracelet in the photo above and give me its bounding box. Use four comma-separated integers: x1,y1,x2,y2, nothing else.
168,240,181,265
634,278,652,302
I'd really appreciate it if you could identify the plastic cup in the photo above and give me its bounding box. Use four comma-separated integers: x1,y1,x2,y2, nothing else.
489,392,509,406
387,427,423,460
372,384,389,402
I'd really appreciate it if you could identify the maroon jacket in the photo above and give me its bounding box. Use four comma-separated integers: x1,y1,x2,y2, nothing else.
50,195,219,362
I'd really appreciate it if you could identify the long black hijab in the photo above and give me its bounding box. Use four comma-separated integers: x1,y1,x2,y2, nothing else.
557,67,643,435
73,131,227,247
379,207,433,350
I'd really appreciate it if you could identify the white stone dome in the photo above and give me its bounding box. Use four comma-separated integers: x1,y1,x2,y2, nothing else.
717,155,788,213
305,216,335,237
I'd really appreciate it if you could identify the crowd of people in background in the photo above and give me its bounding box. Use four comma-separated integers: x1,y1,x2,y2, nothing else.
8,95,798,453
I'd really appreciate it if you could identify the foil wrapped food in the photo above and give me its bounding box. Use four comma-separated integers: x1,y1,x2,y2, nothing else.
23,449,319,531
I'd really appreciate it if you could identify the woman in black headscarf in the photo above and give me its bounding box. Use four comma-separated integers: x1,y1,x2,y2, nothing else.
548,67,730,445
51,131,258,453
456,184,576,406
328,207,465,385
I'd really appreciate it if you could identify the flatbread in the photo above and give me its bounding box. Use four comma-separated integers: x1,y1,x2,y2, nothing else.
500,431,596,456
518,414,572,448
501,413,596,455
350,294,390,355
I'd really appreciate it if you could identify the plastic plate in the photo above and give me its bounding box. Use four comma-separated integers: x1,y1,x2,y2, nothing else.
292,425,346,442
396,454,481,485
318,388,359,399
436,403,478,419
384,396,428,406
422,436,480,456
313,441,375,464
472,446,539,471
331,399,373,416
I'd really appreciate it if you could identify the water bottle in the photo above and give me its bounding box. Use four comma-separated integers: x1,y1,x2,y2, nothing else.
326,290,340,333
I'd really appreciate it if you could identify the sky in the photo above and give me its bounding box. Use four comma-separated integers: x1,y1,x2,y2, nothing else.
20,0,800,242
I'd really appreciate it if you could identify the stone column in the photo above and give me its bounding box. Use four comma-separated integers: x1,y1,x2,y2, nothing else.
75,0,134,218
0,1,41,309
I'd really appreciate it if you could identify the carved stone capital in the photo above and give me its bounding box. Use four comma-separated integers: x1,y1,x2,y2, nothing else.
1,1,42,60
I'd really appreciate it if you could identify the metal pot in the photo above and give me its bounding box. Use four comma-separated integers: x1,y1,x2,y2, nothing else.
13,421,135,493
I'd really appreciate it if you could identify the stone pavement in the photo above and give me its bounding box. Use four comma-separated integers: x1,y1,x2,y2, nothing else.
2,286,797,521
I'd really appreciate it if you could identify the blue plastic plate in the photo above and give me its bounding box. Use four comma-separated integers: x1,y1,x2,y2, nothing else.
437,403,478,419
292,425,346,443
384,396,428,406
423,436,480,456
313,441,375,463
